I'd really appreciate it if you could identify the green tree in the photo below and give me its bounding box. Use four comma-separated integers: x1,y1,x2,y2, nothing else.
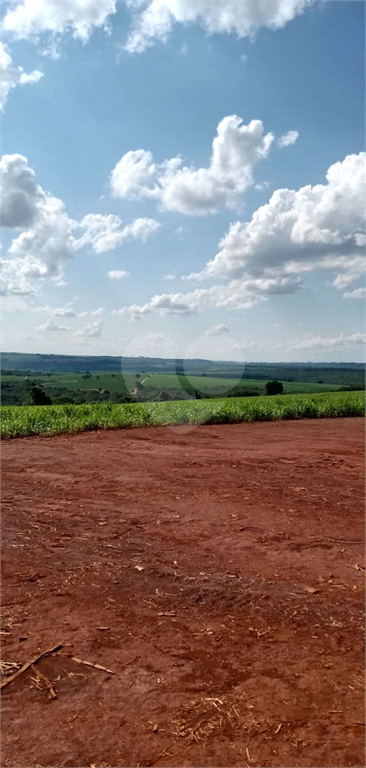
265,380,283,396
30,387,52,405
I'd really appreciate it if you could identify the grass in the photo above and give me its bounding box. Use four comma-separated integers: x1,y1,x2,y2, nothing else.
1,390,364,438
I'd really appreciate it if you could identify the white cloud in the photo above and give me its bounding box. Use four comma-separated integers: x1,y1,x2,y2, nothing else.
74,319,103,337
0,154,158,295
193,152,366,283
78,307,105,317
124,0,319,54
107,270,130,279
113,275,302,319
330,256,366,290
254,181,270,191
53,301,76,317
163,273,176,280
0,43,43,109
37,318,70,332
75,214,160,253
343,287,366,300
277,130,299,148
1,153,44,229
113,152,365,319
2,0,117,55
111,116,278,215
3,1,323,58
206,323,230,335
289,332,366,350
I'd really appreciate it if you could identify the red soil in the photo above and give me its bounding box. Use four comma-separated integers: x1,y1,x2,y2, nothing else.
1,418,365,768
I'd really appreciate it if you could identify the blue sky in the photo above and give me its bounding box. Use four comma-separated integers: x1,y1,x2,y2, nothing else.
1,0,365,362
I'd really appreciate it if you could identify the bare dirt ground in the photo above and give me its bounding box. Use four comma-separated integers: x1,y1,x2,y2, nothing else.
1,418,365,768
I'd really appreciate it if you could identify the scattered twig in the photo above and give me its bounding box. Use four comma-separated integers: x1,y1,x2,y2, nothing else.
145,746,174,766
63,655,116,675
30,665,57,700
0,661,22,676
0,643,64,690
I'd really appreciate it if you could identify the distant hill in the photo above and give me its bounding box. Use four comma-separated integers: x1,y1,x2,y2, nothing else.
1,352,365,388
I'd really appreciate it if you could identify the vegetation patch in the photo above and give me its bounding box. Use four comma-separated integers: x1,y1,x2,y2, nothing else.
2,390,364,438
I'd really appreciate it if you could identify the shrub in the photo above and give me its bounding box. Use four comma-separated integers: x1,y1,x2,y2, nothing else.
30,387,52,406
265,381,283,396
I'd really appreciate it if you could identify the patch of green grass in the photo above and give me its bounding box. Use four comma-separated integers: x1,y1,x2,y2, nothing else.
1,390,364,439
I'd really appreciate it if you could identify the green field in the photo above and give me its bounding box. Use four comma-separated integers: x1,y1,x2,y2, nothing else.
2,390,364,439
1,370,342,406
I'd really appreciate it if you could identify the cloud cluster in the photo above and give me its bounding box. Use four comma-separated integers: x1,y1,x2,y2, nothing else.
192,152,366,285
289,332,366,350
37,318,70,333
0,42,43,109
113,275,301,319
74,319,103,337
0,154,160,295
2,0,117,55
75,213,160,252
111,116,279,215
1,0,323,58
124,0,319,53
113,152,365,317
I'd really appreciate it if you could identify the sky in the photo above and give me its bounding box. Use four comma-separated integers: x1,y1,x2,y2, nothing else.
1,0,365,363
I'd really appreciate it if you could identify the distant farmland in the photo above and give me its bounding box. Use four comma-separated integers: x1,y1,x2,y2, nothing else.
0,370,348,407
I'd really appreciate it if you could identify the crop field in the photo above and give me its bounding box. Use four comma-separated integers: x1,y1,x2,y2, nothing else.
2,371,342,394
2,390,364,438
1,370,344,407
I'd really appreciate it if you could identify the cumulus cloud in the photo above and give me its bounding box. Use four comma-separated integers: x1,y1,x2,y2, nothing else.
113,152,365,318
0,154,159,295
277,130,299,148
37,318,70,332
111,116,279,215
2,0,117,55
193,152,366,284
107,270,130,279
289,332,366,350
123,0,319,54
113,275,302,319
74,319,103,337
343,287,366,300
76,214,160,252
2,1,323,57
53,301,76,317
0,42,43,109
206,323,230,335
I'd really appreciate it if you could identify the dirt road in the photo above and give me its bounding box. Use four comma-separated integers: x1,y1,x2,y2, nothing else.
1,418,365,767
